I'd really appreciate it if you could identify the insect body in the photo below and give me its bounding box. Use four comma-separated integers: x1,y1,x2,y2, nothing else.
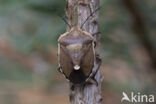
58,27,95,84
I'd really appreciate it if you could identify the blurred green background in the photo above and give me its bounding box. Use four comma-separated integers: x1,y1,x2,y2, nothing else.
0,0,155,104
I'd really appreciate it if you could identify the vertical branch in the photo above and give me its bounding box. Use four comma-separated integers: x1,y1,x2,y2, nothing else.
66,0,103,104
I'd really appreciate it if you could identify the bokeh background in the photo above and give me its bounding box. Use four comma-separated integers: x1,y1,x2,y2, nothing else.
0,0,155,104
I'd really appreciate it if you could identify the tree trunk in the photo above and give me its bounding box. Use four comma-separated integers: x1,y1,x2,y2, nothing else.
65,0,103,104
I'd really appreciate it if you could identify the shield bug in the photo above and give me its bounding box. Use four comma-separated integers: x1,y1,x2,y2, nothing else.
58,27,95,84
58,7,100,84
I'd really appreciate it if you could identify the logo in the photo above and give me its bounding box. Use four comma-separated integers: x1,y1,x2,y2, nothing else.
121,92,155,103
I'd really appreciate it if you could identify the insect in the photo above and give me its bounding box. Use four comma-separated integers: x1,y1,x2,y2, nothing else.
58,7,101,84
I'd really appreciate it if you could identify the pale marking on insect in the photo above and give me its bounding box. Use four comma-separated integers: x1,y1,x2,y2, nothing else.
66,43,82,51
74,65,80,70
58,32,70,42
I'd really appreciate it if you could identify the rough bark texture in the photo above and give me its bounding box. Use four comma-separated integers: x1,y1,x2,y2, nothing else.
66,0,103,104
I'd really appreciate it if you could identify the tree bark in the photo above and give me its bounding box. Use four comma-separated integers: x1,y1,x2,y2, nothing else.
66,0,103,104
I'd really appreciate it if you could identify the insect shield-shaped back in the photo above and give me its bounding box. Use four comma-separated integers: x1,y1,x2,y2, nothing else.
58,27,95,84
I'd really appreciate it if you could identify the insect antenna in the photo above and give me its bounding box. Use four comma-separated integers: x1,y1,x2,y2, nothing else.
58,14,72,28
81,7,100,29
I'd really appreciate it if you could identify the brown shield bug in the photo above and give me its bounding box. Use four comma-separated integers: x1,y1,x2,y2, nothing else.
57,7,101,84
58,27,95,84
